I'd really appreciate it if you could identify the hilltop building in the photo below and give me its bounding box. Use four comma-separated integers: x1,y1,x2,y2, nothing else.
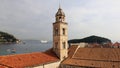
0,7,120,68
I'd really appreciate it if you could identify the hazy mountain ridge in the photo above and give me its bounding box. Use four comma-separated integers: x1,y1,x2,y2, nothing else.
68,35,111,45
0,31,19,44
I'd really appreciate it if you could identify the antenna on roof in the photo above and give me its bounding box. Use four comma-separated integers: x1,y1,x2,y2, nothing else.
59,0,61,9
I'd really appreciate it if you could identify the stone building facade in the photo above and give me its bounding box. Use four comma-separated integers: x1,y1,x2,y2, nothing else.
53,7,68,61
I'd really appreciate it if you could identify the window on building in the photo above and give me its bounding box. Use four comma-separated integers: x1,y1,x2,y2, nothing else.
63,28,65,35
59,17,62,21
55,42,58,49
63,42,66,49
55,28,58,35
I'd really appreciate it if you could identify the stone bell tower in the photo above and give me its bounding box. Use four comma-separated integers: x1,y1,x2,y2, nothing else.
53,7,68,61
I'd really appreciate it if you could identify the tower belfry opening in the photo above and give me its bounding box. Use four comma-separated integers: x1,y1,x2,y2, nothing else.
55,7,65,22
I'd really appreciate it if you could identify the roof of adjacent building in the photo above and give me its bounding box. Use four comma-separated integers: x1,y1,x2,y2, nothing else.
113,42,120,46
0,49,59,68
62,45,120,68
68,45,78,58
0,65,8,68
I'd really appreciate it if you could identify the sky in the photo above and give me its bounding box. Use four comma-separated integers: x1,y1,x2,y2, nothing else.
0,0,120,41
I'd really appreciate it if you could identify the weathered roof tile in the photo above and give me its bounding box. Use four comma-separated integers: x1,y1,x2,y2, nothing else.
62,47,120,68
0,49,59,68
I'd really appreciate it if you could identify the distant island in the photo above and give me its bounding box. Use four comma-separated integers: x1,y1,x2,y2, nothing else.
0,31,19,44
68,35,111,45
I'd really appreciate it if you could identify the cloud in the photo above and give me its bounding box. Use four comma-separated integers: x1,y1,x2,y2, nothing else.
65,0,120,41
0,0,120,41
0,0,58,40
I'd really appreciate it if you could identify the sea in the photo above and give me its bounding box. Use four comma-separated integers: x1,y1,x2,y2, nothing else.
0,40,52,56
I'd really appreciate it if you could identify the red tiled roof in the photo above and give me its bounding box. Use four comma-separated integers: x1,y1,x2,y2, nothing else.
62,58,120,68
113,42,120,46
0,49,59,68
62,47,120,68
0,65,8,68
73,48,120,61
68,45,78,58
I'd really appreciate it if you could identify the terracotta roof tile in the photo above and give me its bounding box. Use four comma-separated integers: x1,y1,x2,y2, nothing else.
68,45,78,58
62,47,120,68
0,65,7,68
73,48,120,61
0,49,59,68
113,42,120,46
62,58,120,68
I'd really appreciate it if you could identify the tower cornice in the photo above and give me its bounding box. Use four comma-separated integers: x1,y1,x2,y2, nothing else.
53,22,68,24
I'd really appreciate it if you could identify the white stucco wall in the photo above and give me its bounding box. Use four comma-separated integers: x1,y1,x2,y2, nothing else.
33,66,43,68
33,61,60,68
70,43,88,48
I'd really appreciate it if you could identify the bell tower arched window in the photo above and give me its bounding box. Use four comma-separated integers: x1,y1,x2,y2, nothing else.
59,17,62,21
63,28,65,35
